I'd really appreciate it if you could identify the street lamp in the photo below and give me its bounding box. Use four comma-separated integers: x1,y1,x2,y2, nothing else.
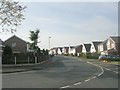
49,37,51,50
49,37,51,59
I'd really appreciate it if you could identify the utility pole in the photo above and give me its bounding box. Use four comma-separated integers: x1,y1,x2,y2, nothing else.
49,37,51,59
49,37,51,50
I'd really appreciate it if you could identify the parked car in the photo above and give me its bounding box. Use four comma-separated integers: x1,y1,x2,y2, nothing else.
98,54,120,61
98,55,108,61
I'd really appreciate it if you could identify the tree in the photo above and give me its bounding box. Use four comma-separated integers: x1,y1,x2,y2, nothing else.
29,29,40,52
0,0,26,33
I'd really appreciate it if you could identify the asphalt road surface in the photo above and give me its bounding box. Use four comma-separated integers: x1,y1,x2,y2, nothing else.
2,55,119,88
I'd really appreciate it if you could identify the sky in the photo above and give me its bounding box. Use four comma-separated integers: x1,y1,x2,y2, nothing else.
0,0,119,49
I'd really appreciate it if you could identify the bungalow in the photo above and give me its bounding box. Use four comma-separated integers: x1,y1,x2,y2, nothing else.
49,47,58,55
75,45,83,56
69,46,76,55
82,44,91,54
62,47,69,55
58,47,63,55
68,45,83,56
90,41,102,53
3,35,28,54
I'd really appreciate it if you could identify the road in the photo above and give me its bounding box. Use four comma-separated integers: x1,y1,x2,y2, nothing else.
2,55,119,88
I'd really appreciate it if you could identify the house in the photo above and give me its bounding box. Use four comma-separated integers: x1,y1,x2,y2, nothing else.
3,35,28,54
62,47,69,55
75,45,83,56
82,44,91,54
90,41,102,53
49,47,58,55
69,46,76,55
58,47,63,55
68,45,82,56
106,36,120,55
98,40,108,54
98,36,120,55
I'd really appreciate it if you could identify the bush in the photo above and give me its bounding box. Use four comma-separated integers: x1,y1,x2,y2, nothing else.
86,53,100,59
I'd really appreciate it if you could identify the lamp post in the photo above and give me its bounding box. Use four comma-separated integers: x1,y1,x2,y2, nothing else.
49,37,51,50
49,37,51,59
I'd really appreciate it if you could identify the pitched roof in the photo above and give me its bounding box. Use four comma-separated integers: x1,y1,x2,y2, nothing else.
4,35,27,43
110,36,120,43
92,41,102,51
84,44,91,52
75,44,82,48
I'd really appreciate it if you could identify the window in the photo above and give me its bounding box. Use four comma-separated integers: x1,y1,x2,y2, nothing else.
12,43,16,47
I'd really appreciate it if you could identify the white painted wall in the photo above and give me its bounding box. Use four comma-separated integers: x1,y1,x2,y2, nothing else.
70,48,76,55
58,48,62,55
90,43,96,53
82,44,86,53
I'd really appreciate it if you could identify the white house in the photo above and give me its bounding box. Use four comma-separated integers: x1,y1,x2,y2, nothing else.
90,41,102,53
98,40,108,55
58,47,63,55
49,47,58,55
82,44,91,54
62,47,69,55
69,46,76,55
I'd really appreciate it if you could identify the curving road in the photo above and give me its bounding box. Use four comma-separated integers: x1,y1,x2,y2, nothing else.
2,55,119,88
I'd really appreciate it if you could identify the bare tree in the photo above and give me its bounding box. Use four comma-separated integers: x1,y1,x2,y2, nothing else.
0,0,26,33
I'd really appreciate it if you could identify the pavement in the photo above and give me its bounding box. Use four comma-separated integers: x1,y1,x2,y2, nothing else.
1,59,52,74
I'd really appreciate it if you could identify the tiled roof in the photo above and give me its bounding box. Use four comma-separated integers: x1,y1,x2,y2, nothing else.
84,44,91,52
92,41,102,51
4,35,27,43
110,36,120,43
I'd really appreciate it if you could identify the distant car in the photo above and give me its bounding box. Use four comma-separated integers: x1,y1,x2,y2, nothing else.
98,54,120,61
98,55,108,61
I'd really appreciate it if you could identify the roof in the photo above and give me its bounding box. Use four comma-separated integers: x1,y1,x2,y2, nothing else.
4,35,27,43
92,41,102,51
110,36,120,43
84,44,91,52
69,46,76,48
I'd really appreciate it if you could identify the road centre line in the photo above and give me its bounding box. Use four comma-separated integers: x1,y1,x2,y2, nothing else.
74,82,82,85
60,85,70,89
92,76,97,79
84,79,91,82
60,61,105,88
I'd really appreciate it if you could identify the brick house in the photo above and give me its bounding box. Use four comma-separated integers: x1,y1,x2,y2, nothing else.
4,35,28,54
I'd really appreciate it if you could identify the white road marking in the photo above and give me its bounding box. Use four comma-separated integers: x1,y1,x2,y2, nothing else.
92,76,97,79
60,85,70,89
74,82,82,85
113,71,118,74
84,79,91,82
97,74,102,77
104,67,111,71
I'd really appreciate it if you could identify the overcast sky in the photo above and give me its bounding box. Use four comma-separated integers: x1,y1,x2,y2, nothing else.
0,1,118,49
